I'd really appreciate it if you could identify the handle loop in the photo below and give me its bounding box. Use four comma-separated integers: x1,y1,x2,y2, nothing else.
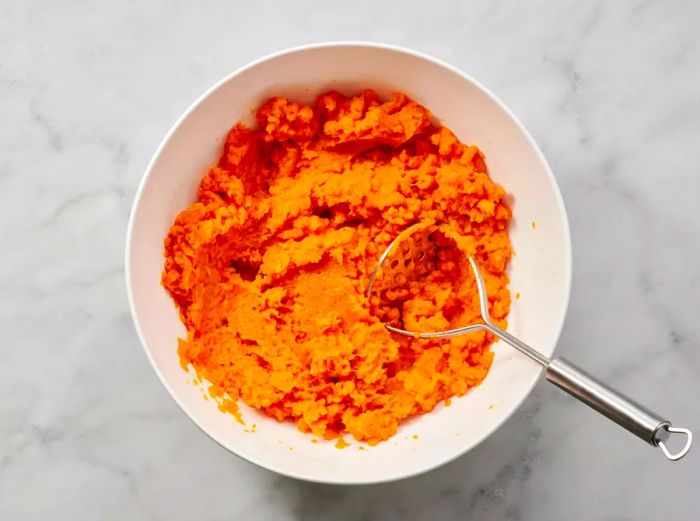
657,426,693,461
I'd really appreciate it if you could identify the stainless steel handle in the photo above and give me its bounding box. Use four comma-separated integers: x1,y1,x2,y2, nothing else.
372,254,693,461
547,358,692,460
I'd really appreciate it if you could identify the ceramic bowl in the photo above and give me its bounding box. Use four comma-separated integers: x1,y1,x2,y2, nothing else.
125,42,571,484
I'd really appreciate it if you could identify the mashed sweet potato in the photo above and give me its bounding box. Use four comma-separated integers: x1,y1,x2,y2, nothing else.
162,90,512,444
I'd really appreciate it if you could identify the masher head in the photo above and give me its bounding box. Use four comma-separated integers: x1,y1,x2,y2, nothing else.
366,220,492,338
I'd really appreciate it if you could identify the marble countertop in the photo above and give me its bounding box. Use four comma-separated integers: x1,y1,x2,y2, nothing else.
2,0,698,519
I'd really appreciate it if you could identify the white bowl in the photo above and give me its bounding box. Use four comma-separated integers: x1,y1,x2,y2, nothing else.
126,42,571,484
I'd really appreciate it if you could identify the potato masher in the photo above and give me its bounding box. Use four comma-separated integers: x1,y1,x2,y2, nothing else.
366,221,692,461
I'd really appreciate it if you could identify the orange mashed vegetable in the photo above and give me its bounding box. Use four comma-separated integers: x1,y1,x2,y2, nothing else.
163,91,512,444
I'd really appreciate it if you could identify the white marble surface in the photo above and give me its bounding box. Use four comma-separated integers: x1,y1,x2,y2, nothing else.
1,0,698,518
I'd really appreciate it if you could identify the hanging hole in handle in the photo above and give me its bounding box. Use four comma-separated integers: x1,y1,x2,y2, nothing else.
657,426,692,461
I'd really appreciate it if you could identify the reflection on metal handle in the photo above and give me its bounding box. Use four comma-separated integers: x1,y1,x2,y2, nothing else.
546,358,665,443
546,358,692,460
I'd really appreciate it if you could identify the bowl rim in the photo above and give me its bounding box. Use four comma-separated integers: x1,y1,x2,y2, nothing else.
125,40,573,484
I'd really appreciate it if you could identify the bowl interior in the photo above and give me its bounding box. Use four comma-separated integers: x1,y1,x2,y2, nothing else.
126,43,571,484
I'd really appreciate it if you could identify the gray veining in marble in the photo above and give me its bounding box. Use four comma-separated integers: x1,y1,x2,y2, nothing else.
1,0,698,519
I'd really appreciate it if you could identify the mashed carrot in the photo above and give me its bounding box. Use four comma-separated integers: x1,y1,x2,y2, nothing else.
162,90,512,444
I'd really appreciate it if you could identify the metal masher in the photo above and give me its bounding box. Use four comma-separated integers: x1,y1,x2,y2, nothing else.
366,221,692,461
